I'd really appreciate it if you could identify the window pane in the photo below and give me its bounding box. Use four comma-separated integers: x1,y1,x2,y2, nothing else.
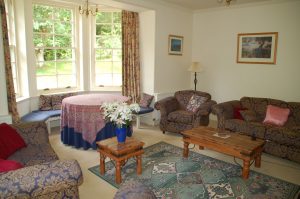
113,74,122,86
57,75,76,88
96,24,111,35
95,74,112,86
96,12,112,23
112,49,122,61
54,8,72,21
56,49,73,60
11,63,16,78
33,5,53,20
36,62,56,76
33,20,53,33
54,35,72,47
54,22,72,34
113,12,121,23
9,47,15,61
57,62,75,74
36,76,57,89
43,49,55,61
95,62,112,73
112,24,121,35
113,62,122,73
33,34,54,47
96,49,112,61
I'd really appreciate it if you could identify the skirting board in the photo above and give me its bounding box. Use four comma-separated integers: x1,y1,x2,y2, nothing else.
0,114,12,124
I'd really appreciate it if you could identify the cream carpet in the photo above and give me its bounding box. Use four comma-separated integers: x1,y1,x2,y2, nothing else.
49,123,300,199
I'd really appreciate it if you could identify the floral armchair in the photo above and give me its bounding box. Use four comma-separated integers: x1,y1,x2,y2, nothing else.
0,122,83,198
154,90,216,134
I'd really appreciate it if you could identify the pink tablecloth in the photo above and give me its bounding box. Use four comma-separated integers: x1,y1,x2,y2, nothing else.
61,94,128,144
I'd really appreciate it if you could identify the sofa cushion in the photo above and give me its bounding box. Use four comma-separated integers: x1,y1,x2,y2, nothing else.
114,180,157,199
265,126,300,148
0,159,23,173
263,105,290,126
225,119,266,139
39,95,52,111
233,107,246,120
240,110,259,122
168,110,194,124
186,95,208,113
139,93,154,108
0,123,27,159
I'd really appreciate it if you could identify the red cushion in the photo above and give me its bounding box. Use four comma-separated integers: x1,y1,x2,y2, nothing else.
0,159,23,172
233,107,247,120
0,123,27,159
263,105,290,126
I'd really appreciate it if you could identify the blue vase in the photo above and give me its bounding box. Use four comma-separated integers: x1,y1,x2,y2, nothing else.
116,126,127,143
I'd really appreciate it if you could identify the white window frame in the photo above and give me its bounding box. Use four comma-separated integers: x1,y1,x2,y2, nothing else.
33,0,80,94
90,9,122,91
4,0,20,97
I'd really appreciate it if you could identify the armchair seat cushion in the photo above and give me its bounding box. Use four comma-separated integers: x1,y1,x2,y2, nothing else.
168,110,194,124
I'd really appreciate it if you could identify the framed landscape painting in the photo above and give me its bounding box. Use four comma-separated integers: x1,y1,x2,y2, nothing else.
168,35,183,55
237,32,278,64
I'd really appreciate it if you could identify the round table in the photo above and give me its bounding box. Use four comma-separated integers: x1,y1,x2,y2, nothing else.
61,94,129,150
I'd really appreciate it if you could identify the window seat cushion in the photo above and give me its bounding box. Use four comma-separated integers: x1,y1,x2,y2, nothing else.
21,110,61,122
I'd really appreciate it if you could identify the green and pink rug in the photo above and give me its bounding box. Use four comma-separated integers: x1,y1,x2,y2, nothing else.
89,141,300,198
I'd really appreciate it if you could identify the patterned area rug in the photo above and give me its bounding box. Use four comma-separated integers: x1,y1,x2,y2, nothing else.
89,141,300,199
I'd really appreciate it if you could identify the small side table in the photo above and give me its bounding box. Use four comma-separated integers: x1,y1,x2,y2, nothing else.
97,137,144,184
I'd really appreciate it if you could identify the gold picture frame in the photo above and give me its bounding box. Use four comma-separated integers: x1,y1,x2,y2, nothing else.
168,35,183,55
237,32,278,64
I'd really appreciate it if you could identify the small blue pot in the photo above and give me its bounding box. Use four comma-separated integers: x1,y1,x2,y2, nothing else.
116,126,127,143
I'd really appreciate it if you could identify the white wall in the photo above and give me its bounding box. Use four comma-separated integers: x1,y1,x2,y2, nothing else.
192,1,300,104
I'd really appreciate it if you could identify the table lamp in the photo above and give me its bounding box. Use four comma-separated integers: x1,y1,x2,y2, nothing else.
188,62,203,91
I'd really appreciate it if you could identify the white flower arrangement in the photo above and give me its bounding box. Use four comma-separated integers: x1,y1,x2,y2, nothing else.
100,101,140,128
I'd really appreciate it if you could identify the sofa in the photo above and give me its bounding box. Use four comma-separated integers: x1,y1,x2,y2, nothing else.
0,122,83,198
212,97,300,163
155,90,216,134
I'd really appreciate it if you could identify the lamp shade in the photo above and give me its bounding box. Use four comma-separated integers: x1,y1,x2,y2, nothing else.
188,62,203,73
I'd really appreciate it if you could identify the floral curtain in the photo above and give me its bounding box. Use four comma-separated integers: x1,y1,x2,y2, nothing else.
121,10,141,103
0,0,20,123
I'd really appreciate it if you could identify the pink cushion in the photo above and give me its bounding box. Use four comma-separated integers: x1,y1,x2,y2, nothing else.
0,123,27,159
263,105,290,126
0,159,23,172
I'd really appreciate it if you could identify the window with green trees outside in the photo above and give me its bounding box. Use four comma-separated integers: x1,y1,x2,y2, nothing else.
33,4,76,90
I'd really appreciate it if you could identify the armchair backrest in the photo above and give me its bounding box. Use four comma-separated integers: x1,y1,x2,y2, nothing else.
174,90,211,110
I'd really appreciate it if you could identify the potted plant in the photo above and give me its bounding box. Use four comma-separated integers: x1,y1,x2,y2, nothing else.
101,101,140,143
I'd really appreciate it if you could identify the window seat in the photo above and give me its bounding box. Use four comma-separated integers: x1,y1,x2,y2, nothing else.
134,107,154,129
21,110,61,134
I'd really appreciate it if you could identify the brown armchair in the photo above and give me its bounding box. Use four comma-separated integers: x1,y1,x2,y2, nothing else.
154,90,216,134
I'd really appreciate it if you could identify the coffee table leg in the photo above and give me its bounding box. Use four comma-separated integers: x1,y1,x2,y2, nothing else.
100,154,105,175
255,149,262,168
137,155,142,175
116,161,122,184
183,141,189,158
242,160,250,179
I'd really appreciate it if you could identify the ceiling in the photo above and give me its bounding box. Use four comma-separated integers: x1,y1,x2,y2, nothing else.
159,0,272,10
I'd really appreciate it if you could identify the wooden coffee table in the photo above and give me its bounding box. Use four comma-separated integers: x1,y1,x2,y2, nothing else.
97,137,144,184
182,126,265,179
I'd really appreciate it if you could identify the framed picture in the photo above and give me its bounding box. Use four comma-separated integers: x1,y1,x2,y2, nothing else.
168,35,183,55
237,32,278,64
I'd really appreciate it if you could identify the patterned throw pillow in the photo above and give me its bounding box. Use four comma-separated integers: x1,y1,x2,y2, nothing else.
186,95,208,113
239,110,258,122
39,95,52,111
51,94,64,110
139,93,154,108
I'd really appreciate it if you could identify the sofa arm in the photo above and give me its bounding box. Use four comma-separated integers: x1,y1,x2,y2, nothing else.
12,121,49,145
154,97,179,119
212,100,240,129
0,160,83,198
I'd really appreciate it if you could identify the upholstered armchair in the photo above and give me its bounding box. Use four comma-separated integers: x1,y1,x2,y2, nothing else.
154,90,216,134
